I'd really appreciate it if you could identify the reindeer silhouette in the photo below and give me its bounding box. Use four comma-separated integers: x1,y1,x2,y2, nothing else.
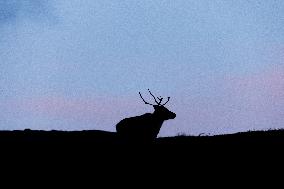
116,89,176,141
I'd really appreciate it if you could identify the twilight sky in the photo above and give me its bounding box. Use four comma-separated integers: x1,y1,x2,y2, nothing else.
0,0,283,136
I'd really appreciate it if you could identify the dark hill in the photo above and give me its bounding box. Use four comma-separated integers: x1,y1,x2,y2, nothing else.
157,129,284,145
0,129,283,147
1,129,283,166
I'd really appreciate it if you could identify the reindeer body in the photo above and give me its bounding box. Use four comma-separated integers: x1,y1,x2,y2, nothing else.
116,113,165,140
116,104,176,140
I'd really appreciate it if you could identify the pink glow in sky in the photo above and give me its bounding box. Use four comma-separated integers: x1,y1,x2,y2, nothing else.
1,65,283,136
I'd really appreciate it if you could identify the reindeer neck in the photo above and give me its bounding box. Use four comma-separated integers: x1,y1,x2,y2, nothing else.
152,111,166,122
149,111,166,137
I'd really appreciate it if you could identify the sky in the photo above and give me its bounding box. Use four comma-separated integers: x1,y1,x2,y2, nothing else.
0,0,283,136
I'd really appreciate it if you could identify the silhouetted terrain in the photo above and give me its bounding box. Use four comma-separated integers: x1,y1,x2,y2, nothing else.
1,129,283,168
0,129,283,148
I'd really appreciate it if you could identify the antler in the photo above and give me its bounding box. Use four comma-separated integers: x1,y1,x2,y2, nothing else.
139,92,155,106
140,89,171,106
157,96,163,105
161,97,170,106
148,89,160,105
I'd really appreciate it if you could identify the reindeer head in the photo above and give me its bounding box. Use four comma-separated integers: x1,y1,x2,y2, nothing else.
139,89,176,120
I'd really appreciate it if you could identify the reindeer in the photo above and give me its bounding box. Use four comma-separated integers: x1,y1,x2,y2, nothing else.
116,89,176,141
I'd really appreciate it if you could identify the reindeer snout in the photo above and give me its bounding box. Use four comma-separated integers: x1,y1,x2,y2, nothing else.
170,112,176,119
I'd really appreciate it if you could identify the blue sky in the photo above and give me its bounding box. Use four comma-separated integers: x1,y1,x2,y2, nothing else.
0,0,283,136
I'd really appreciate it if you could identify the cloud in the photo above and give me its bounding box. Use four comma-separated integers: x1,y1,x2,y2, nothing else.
225,65,284,101
165,65,284,136
0,0,56,25
1,64,283,135
0,95,148,131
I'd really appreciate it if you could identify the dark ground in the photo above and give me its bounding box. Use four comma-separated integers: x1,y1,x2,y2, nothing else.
1,129,283,175
1,129,283,148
